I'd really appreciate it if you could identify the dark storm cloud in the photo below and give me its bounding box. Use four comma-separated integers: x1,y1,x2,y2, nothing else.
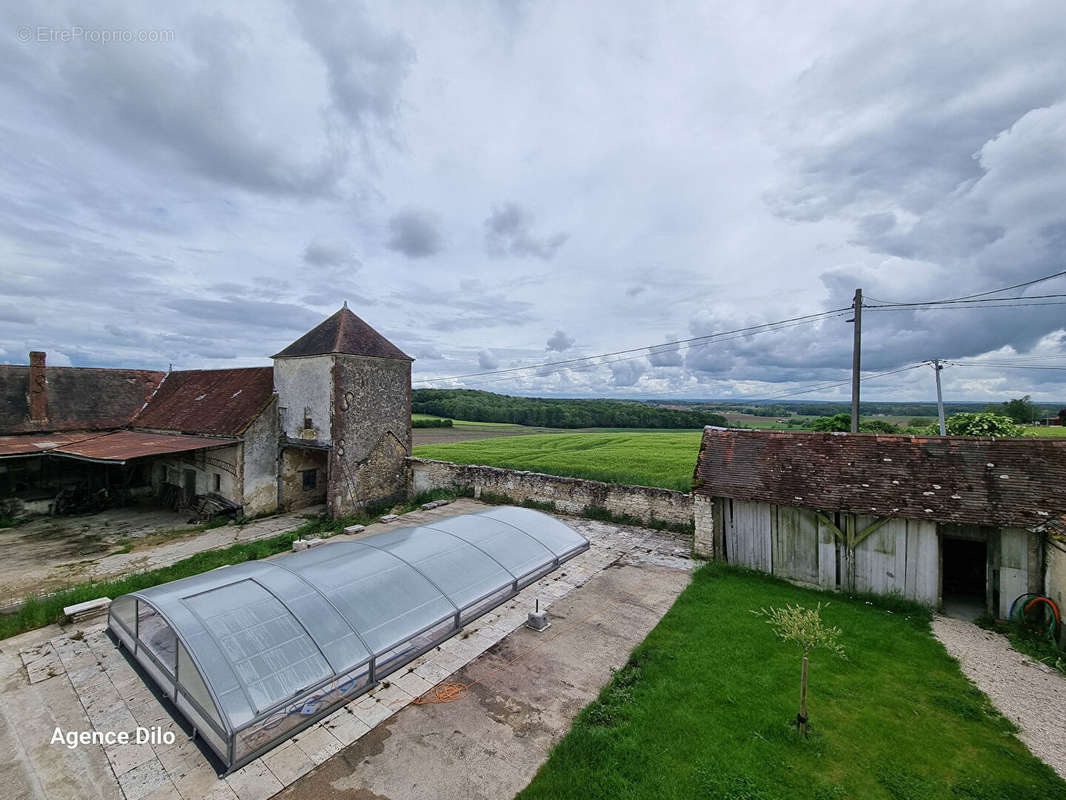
484,203,568,260
0,305,35,325
609,359,647,387
759,4,1066,384
648,337,683,367
291,0,416,132
166,298,323,330
546,330,574,352
387,210,442,258
303,241,359,268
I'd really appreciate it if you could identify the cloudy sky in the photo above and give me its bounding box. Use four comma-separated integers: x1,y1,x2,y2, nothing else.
2,1,1065,402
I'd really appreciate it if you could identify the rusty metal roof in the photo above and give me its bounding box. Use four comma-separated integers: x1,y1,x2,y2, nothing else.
51,431,238,464
0,432,99,458
693,427,1066,529
132,367,274,436
0,365,165,434
272,307,412,361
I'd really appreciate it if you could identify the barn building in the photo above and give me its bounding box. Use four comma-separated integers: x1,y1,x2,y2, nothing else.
0,307,411,519
692,427,1066,621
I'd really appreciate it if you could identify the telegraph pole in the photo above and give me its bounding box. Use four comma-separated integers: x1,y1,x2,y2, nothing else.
850,288,862,432
932,359,946,435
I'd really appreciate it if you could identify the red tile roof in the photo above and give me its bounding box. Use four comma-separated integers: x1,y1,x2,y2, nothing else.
132,367,274,436
272,307,411,361
0,366,164,434
693,427,1066,529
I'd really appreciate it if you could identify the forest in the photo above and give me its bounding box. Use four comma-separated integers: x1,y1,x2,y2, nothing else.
411,389,728,429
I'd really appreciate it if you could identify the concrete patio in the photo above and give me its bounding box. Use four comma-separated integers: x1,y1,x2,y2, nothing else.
0,500,697,800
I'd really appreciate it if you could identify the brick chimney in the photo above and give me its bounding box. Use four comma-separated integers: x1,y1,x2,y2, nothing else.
28,351,47,422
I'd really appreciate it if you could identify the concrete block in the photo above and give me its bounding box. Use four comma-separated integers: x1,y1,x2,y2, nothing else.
63,597,111,621
342,524,365,535
291,540,309,552
305,537,324,548
377,514,399,523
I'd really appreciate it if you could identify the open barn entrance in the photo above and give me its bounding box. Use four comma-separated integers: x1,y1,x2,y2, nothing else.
941,536,987,620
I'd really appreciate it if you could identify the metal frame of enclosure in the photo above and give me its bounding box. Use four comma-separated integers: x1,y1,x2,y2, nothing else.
107,507,588,773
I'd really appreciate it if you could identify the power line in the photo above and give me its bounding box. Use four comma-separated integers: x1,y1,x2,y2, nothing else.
864,269,1066,306
864,300,1066,311
414,307,849,386
428,314,852,389
750,363,927,401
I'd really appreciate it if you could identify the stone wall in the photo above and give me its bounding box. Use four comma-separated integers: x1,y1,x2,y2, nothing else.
280,446,328,510
241,397,280,516
407,457,693,528
330,355,411,515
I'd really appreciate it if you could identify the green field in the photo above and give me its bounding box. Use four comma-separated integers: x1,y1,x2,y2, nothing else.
1022,425,1066,437
518,563,1066,800
413,431,702,491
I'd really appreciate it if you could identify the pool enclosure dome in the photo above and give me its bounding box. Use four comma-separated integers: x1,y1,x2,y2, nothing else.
107,506,588,772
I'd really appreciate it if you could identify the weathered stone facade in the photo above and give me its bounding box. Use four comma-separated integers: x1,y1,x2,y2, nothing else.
280,446,328,510
330,355,411,515
407,457,693,529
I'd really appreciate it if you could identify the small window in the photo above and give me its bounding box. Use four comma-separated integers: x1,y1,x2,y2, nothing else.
213,473,221,493
302,469,317,491
304,416,313,430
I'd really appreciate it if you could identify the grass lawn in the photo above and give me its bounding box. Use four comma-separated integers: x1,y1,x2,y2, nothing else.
413,431,702,491
519,563,1066,800
1022,425,1066,437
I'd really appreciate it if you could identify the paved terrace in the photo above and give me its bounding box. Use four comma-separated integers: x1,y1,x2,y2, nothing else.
0,499,697,800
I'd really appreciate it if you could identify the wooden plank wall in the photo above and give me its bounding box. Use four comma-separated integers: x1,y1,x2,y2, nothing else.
718,498,939,606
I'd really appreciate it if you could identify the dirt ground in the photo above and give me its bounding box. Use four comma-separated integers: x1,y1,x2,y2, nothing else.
0,504,322,602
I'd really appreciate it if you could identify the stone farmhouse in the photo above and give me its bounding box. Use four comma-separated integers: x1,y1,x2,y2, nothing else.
692,427,1066,621
0,307,412,519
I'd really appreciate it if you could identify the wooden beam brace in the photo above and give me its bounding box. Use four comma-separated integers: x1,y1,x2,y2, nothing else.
814,511,846,543
852,516,892,548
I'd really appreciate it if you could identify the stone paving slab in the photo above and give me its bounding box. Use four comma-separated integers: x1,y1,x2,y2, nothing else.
5,501,697,800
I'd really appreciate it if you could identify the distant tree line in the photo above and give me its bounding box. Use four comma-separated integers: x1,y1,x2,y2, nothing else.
412,417,453,428
673,398,1062,419
412,389,727,429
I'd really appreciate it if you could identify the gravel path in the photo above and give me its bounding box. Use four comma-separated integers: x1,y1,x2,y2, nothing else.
932,614,1066,779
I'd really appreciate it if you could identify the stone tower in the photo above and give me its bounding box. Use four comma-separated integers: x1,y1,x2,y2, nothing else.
272,307,413,516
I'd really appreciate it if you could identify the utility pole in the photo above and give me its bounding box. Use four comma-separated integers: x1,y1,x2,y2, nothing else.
850,288,862,433
933,359,946,435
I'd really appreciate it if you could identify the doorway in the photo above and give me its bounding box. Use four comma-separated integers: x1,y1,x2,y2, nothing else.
183,469,197,503
941,537,987,620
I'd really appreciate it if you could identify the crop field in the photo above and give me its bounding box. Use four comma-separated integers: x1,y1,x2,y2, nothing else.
412,431,702,491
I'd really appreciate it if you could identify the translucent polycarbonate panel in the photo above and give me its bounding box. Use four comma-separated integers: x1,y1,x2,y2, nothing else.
183,580,332,715
113,508,588,770
137,602,176,673
284,543,456,655
176,693,227,760
373,617,456,679
177,641,223,733
252,566,370,673
233,663,371,763
480,506,587,558
423,515,554,581
364,526,514,609
459,586,513,625
110,596,136,634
